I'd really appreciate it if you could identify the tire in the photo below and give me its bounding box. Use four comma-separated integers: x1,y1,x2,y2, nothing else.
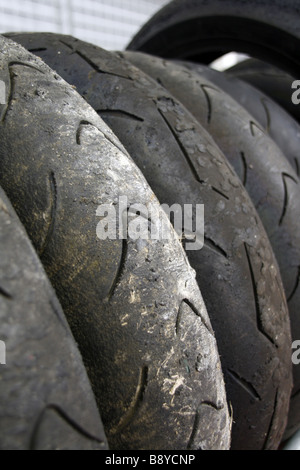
9,33,294,450
0,186,108,450
123,51,300,439
177,60,300,177
127,0,300,77
0,35,231,451
227,59,300,125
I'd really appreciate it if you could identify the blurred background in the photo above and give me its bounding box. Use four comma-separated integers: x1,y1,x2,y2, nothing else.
0,0,299,452
0,0,170,52
0,0,246,68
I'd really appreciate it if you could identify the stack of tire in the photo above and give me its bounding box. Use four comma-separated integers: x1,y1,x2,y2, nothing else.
0,0,299,451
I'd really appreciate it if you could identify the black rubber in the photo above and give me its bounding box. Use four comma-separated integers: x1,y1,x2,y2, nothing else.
9,33,294,450
227,58,300,125
0,186,108,450
0,35,231,451
127,0,300,78
177,60,300,177
123,51,300,439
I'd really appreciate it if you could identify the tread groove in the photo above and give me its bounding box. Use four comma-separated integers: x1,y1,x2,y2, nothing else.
77,117,127,156
97,108,144,122
200,401,224,411
59,42,133,81
211,186,229,200
30,404,105,449
263,389,279,450
204,236,228,259
157,107,205,185
244,243,277,347
240,151,248,186
287,266,300,303
187,409,202,450
250,120,264,136
187,401,223,450
0,285,12,299
76,120,93,145
107,239,128,301
175,304,183,336
279,173,298,226
182,298,214,336
40,171,57,258
8,61,45,74
279,173,289,227
27,47,48,53
227,369,261,401
110,366,149,435
200,84,214,124
260,98,271,132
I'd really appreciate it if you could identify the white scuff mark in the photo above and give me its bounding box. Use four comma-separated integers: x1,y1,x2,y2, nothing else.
120,313,129,327
163,374,185,396
170,376,185,395
129,290,137,304
157,347,175,377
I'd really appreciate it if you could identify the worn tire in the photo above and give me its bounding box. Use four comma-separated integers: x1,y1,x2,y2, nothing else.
127,0,300,77
0,35,231,451
9,32,294,450
227,58,300,125
123,51,300,438
0,187,108,450
177,60,300,177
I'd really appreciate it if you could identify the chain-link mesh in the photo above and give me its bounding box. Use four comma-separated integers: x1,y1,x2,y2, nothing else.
0,0,168,50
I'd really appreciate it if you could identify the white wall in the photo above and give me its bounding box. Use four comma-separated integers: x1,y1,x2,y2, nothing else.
0,0,169,51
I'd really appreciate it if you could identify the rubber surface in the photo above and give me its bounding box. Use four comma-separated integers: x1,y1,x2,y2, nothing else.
0,186,108,450
127,0,300,77
9,32,294,450
177,60,300,177
0,35,231,451
227,58,300,125
123,51,300,439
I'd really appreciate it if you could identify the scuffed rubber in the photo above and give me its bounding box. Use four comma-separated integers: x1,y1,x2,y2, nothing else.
227,58,300,125
123,51,300,439
177,60,300,177
127,0,300,77
0,35,231,451
0,186,109,450
9,32,294,450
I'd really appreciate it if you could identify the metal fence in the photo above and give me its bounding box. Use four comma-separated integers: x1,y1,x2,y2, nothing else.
0,0,169,51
